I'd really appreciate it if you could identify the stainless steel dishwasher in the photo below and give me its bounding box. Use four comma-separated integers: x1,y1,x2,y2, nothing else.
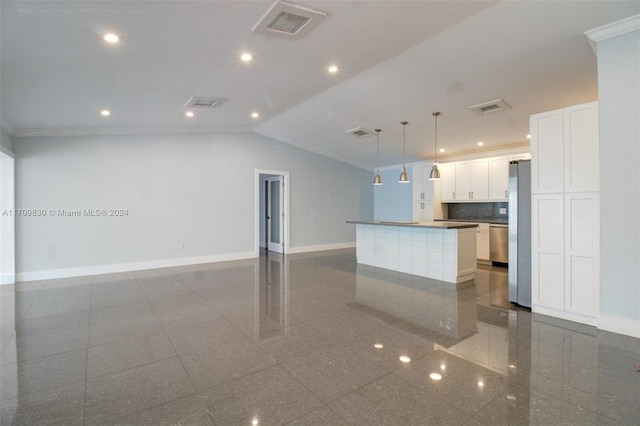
490,224,509,264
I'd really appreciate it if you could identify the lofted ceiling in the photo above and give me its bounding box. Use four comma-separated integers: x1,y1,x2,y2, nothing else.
1,1,638,169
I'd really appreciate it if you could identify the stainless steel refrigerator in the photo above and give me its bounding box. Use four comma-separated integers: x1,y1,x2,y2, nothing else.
508,160,531,307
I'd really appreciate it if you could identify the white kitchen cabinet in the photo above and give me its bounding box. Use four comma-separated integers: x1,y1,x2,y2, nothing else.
489,157,509,201
471,159,489,200
413,200,434,222
439,163,456,202
530,101,599,326
476,223,490,262
564,192,599,317
532,194,565,311
412,163,434,201
455,161,472,200
455,159,488,201
412,163,435,222
564,102,599,192
531,108,564,194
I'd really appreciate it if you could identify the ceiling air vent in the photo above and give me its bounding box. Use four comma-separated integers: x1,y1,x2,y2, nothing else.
469,99,511,115
252,0,327,39
345,127,374,139
185,96,227,108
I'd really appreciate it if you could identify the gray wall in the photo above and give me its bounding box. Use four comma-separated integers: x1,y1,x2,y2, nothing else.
14,132,373,276
598,29,640,336
373,167,413,221
0,127,14,154
0,151,15,283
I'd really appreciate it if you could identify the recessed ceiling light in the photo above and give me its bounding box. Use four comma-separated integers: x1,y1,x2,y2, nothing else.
478,380,484,388
251,112,259,119
328,65,338,74
440,363,446,371
241,53,253,62
429,373,442,381
185,111,194,118
374,343,384,349
100,110,111,117
526,134,531,139
251,419,259,426
477,142,484,146
399,356,411,363
439,148,445,153
103,33,120,43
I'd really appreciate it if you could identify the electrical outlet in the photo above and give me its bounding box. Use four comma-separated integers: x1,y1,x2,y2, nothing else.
499,208,507,215
175,242,184,250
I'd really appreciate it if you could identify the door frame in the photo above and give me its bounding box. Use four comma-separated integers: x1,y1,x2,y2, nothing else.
265,175,284,253
255,169,290,255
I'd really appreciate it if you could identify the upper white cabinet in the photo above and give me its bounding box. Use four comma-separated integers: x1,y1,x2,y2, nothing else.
454,161,472,200
471,159,489,200
531,102,598,194
531,108,564,193
489,157,509,201
440,159,491,202
439,163,456,202
564,102,599,192
412,163,434,201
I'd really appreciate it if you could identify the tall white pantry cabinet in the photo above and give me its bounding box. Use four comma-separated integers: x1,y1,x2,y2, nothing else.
530,101,600,325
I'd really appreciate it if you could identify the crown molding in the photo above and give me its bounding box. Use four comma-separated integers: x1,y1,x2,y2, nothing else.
254,129,372,171
13,125,256,138
585,14,640,54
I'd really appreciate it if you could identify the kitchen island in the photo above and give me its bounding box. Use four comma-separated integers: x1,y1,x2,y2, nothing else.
347,221,478,284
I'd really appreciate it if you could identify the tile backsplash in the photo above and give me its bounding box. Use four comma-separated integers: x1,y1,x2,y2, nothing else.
447,202,508,221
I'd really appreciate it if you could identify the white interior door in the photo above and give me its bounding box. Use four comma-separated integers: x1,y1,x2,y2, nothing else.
267,176,284,253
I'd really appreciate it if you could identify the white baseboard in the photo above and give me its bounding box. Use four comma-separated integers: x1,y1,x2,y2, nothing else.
532,305,599,327
0,273,15,285
286,242,356,254
16,251,257,282
598,313,640,338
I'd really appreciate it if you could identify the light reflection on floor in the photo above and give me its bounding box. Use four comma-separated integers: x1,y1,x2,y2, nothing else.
0,248,638,425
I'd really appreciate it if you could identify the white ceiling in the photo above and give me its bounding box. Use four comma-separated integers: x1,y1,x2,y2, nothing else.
1,1,638,169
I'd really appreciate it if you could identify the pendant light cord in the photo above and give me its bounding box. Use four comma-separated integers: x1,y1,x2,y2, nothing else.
401,121,408,167
433,112,440,163
434,114,438,163
403,124,406,166
376,130,380,170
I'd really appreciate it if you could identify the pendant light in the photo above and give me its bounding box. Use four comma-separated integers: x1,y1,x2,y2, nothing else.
398,121,410,183
373,129,383,185
429,112,441,180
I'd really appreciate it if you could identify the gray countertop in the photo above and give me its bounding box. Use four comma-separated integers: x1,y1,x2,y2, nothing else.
346,220,478,229
436,218,508,225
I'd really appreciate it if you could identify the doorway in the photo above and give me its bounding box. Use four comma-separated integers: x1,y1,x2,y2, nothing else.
266,176,284,253
256,170,290,255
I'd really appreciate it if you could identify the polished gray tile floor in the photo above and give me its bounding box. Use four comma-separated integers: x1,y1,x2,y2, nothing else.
1,249,639,425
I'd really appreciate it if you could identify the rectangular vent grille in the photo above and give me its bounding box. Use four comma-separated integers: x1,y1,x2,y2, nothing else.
469,99,511,115
185,96,227,108
346,127,374,139
268,11,311,35
252,1,327,40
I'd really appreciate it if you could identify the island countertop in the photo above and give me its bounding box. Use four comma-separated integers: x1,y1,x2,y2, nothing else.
346,220,478,229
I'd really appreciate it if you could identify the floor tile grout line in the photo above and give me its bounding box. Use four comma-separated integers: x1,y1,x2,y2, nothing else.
83,330,89,426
